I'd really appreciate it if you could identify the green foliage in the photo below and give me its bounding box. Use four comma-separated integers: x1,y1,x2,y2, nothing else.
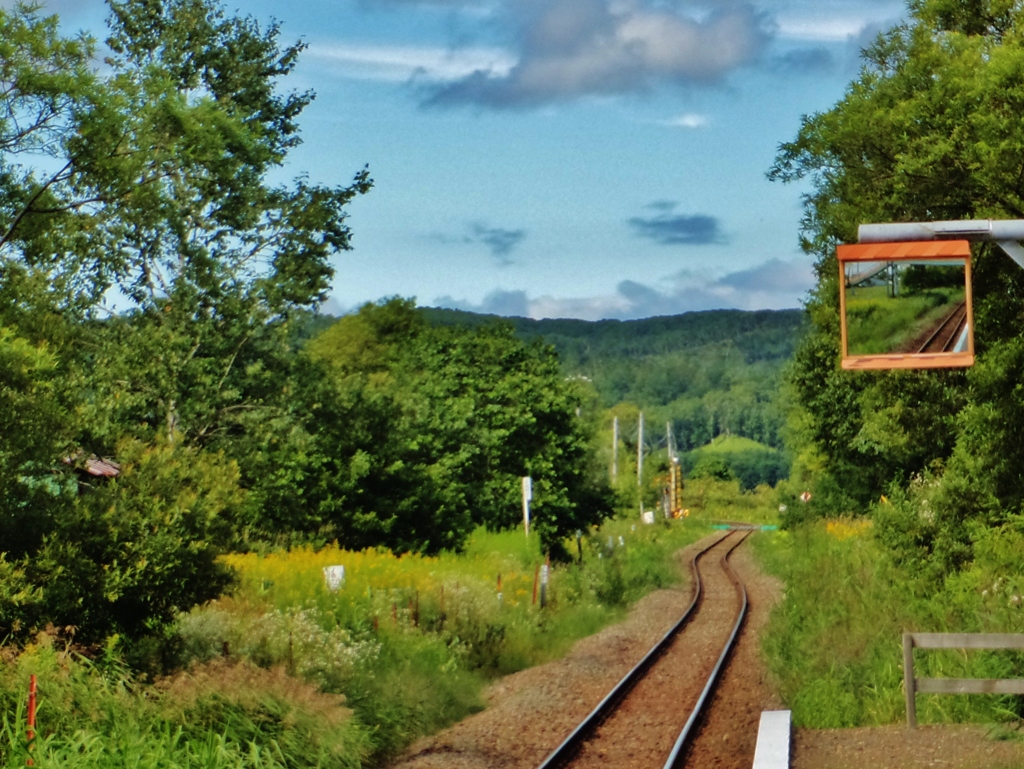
689,454,734,482
768,0,1024,569
424,306,803,451
0,0,371,644
301,299,615,556
158,660,369,768
421,307,804,369
757,521,1024,728
0,325,71,561
1,440,239,644
172,521,707,764
845,285,962,355
0,641,370,768
0,520,712,768
678,476,779,525
680,436,790,490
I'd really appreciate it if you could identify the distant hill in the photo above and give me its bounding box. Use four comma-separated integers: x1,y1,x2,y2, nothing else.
305,304,807,457
682,434,790,490
417,307,805,367
696,434,774,454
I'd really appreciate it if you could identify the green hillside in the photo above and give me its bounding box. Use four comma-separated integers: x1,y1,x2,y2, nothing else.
698,434,772,453
300,304,803,482
681,434,790,491
417,306,806,453
418,306,805,366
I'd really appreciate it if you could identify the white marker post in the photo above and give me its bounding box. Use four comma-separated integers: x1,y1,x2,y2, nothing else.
611,416,619,482
637,411,645,519
522,476,532,537
323,565,345,591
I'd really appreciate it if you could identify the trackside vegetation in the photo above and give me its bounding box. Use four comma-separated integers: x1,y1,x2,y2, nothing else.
755,516,1024,727
0,521,710,767
769,0,1024,558
844,285,964,356
0,0,617,650
757,0,1024,730
23,0,1024,759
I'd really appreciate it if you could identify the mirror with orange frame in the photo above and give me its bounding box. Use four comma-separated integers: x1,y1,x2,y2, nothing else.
837,240,974,370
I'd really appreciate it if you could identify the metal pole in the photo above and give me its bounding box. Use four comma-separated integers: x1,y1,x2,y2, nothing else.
612,416,619,483
638,412,644,517
858,219,1024,269
859,218,1024,243
522,476,532,537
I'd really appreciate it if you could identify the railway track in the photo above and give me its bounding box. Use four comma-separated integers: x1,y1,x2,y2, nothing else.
536,529,750,769
918,300,968,353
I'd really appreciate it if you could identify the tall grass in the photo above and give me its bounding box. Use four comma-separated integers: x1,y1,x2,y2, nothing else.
846,284,962,355
683,477,778,525
755,521,1024,728
176,520,710,763
1,518,714,768
0,642,369,769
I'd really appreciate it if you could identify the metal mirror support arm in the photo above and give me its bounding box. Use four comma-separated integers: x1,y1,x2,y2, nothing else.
858,219,1024,269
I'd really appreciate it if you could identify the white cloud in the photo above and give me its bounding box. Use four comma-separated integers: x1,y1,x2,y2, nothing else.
527,293,633,320
659,112,710,129
427,0,771,108
436,258,815,320
775,16,870,41
305,42,516,83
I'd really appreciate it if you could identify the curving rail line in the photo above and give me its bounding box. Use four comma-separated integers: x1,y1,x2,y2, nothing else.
535,529,750,769
918,300,968,353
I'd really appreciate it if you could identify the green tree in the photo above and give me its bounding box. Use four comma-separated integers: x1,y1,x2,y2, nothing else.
0,326,71,562
28,440,241,644
304,299,614,556
770,0,1024,566
0,0,369,641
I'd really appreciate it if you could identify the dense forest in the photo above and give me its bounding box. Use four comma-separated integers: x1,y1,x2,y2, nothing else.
293,302,804,511
423,306,802,408
420,306,803,487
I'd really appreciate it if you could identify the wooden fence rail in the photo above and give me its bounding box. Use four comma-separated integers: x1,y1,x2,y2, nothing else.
903,632,1024,727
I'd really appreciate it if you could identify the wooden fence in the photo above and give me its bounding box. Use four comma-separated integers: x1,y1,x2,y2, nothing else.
903,632,1024,727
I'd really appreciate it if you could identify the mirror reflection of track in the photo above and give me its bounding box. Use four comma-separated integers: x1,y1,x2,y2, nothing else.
918,300,968,353
535,530,750,769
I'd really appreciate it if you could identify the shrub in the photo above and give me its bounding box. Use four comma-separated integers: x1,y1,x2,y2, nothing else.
0,637,370,769
159,659,369,768
174,521,716,763
2,439,241,646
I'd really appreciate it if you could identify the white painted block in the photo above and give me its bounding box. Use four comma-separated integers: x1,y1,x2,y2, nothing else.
752,710,791,769
323,565,345,591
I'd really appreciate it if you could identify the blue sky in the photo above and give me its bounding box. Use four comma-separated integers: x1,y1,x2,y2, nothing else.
48,0,907,320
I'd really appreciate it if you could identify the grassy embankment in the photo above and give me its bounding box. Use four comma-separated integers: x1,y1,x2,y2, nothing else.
845,285,963,355
680,435,791,492
1,511,742,769
755,518,1024,728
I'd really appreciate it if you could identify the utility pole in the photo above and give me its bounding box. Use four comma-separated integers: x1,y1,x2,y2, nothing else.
612,416,619,483
666,421,674,461
522,476,532,537
637,411,644,517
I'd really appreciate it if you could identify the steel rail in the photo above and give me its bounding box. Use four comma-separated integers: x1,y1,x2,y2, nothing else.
534,530,736,769
938,305,969,352
917,300,967,353
663,530,750,768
